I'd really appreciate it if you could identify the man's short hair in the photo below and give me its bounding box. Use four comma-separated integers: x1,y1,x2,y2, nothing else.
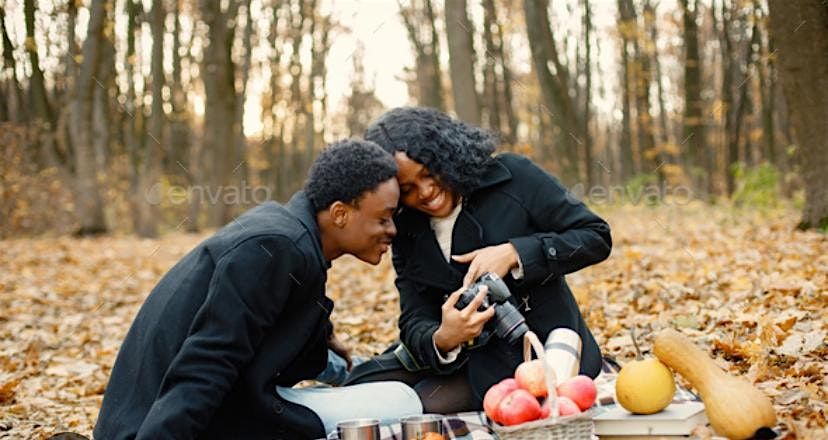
305,139,398,212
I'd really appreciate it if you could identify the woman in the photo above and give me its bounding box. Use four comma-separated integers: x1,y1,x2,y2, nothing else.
348,107,612,413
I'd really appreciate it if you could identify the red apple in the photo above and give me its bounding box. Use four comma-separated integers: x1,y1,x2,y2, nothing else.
556,375,597,411
497,389,543,426
514,359,548,397
539,400,551,419
556,396,582,416
483,378,519,423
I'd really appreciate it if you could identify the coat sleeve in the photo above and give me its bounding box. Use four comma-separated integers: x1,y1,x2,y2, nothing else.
135,235,306,440
392,244,467,374
505,155,612,285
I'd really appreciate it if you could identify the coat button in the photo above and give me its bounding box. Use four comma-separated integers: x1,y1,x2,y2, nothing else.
548,247,557,258
272,400,284,414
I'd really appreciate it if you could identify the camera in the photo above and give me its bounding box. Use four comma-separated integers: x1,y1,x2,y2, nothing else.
454,272,529,344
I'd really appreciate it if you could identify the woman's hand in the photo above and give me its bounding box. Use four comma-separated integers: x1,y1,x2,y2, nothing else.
433,285,496,353
452,243,520,287
327,332,353,371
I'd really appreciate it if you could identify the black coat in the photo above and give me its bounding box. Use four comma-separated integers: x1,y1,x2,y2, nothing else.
94,193,331,440
392,153,612,403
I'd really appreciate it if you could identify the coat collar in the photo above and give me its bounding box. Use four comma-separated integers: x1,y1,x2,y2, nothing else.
286,191,331,269
474,156,512,190
395,158,512,291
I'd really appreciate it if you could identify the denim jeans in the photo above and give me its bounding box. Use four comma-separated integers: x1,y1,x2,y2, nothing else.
315,349,365,386
277,382,422,435
278,350,422,435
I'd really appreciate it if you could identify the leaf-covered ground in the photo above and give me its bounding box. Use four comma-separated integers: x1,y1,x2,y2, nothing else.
0,204,825,439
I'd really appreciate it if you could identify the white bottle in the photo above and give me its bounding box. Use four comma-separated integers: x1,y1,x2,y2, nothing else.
544,328,582,383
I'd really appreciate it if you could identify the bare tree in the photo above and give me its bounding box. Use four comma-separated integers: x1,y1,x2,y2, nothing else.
0,6,25,123
755,1,775,167
200,0,238,227
618,0,637,181
768,0,828,230
345,44,385,137
235,0,254,191
582,0,594,188
133,0,165,238
69,0,109,235
23,0,53,126
523,0,581,184
480,0,517,144
445,0,479,124
399,0,445,110
680,0,705,188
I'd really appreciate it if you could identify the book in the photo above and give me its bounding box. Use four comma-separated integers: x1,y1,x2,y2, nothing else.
594,402,708,437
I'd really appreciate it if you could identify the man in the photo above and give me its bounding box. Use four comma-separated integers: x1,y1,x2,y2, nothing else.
94,140,415,439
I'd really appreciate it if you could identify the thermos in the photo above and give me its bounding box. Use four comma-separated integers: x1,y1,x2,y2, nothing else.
544,328,582,383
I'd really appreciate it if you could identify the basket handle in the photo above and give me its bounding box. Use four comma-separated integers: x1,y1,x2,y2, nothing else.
522,331,560,419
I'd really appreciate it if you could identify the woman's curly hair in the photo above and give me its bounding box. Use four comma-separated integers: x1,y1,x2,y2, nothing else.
364,107,497,196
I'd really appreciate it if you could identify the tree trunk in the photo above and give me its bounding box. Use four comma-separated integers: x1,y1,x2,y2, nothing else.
481,0,500,134
236,0,253,193
645,0,672,184
635,1,657,174
92,31,114,170
768,0,828,230
123,0,144,234
0,6,25,123
680,0,705,188
445,0,480,124
201,0,237,227
492,0,518,144
134,0,164,238
169,0,192,181
618,0,636,182
23,0,53,125
70,0,109,235
399,0,445,110
719,0,738,195
523,0,580,184
755,0,775,166
424,0,444,111
583,0,593,189
730,7,759,175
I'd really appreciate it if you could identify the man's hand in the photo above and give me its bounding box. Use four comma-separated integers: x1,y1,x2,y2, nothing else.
433,285,496,353
452,243,519,287
327,332,353,371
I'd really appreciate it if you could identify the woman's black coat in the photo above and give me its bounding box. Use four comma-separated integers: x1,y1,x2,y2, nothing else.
391,153,612,403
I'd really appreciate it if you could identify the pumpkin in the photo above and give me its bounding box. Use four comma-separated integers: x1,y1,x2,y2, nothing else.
653,328,776,439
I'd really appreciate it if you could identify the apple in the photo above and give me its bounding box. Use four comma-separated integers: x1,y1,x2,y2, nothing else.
497,389,543,426
539,400,551,419
556,375,597,411
515,359,548,397
483,378,519,423
556,396,582,416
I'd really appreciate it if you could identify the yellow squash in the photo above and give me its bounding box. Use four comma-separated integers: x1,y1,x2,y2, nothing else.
653,329,776,439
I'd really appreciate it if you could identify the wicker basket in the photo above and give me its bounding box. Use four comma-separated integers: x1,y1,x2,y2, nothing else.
490,331,594,440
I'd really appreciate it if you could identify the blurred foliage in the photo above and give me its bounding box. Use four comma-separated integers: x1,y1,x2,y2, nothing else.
731,162,781,209
0,123,76,238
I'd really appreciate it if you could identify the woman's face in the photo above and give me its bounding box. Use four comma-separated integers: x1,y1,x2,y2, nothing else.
394,151,460,218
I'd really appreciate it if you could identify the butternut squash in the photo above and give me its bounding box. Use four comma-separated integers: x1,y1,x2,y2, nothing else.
653,329,776,439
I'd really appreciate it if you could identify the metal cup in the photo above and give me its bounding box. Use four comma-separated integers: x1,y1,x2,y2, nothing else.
336,418,381,440
400,414,445,440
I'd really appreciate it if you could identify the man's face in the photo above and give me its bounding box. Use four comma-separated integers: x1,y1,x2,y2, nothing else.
341,178,399,265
